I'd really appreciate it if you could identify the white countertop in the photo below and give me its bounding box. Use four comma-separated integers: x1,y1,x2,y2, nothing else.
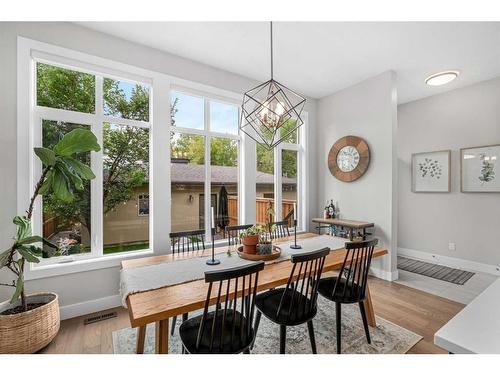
434,277,500,354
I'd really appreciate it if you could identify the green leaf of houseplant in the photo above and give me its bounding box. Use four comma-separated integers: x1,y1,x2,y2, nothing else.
13,216,32,241
17,246,40,263
10,276,24,304
0,248,11,267
34,147,56,166
57,159,84,191
53,128,100,156
51,169,74,202
16,235,56,248
62,157,96,180
38,169,54,195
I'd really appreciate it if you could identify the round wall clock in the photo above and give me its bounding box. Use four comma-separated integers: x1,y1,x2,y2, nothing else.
328,136,370,182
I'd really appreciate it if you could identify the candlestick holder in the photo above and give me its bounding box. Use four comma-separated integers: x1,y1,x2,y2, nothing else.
206,228,221,265
290,219,302,249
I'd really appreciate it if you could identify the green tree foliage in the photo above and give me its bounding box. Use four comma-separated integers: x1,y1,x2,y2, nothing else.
103,124,149,213
37,63,95,113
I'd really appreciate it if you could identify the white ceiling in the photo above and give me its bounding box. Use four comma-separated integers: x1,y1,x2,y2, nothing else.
78,22,500,103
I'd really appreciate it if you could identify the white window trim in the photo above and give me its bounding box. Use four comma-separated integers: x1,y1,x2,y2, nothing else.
17,37,309,280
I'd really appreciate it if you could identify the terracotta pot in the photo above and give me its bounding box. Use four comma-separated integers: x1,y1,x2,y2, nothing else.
242,234,260,254
0,292,60,353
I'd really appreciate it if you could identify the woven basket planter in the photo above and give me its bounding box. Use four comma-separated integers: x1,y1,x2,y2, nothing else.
0,292,60,353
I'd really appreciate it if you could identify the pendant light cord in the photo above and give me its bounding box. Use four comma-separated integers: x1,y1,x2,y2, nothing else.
270,21,273,79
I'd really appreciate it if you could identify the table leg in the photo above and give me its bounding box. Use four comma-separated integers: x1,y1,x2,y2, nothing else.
136,325,146,354
155,319,169,354
363,284,376,327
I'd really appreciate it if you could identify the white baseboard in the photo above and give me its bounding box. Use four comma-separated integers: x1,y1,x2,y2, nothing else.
370,267,399,281
398,247,500,276
59,294,122,320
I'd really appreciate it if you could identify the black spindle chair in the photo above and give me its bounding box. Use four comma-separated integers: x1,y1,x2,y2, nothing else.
317,238,378,354
170,229,206,254
225,224,253,246
169,229,207,335
268,220,290,240
253,247,330,354
179,261,265,354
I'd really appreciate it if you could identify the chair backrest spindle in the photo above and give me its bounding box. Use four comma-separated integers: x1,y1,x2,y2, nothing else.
170,229,206,255
276,247,330,324
332,239,378,302
196,261,264,353
268,220,290,240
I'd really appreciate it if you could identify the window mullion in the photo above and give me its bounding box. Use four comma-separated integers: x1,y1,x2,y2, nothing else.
275,144,283,222
204,98,211,239
93,76,104,257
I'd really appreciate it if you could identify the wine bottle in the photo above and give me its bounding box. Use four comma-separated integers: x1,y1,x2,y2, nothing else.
323,200,329,219
328,199,335,219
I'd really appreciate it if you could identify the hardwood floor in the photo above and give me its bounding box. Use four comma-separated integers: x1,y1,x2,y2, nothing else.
39,276,464,354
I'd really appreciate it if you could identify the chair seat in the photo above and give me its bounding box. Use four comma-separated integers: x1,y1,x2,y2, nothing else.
179,309,254,354
317,277,364,303
255,288,317,326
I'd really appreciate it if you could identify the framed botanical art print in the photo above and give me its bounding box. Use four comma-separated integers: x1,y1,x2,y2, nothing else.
411,150,451,193
461,144,500,193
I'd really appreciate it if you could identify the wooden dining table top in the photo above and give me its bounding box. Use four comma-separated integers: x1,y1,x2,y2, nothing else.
122,233,388,328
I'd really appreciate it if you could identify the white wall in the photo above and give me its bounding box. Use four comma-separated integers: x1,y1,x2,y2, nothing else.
398,77,500,270
0,22,317,317
316,71,398,280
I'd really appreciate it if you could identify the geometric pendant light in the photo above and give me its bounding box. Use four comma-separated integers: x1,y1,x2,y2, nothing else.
240,22,306,149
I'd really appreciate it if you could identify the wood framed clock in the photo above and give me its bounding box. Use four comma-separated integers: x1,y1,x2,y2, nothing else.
328,135,370,182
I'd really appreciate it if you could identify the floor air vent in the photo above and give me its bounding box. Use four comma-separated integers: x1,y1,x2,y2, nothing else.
84,311,117,325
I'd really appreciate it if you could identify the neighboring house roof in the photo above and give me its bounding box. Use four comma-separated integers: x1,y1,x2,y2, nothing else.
171,162,297,185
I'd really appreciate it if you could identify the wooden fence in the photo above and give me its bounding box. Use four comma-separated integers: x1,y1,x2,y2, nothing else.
227,196,296,227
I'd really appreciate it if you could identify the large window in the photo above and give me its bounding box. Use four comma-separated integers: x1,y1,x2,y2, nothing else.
170,91,240,240
35,61,151,262
21,39,308,278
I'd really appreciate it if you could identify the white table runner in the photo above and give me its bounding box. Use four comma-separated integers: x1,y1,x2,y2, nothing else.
120,235,347,307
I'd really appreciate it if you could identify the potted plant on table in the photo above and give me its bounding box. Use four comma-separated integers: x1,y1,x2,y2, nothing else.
0,128,100,353
239,225,265,255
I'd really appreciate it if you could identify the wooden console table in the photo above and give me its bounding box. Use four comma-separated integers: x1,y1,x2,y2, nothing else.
312,218,374,240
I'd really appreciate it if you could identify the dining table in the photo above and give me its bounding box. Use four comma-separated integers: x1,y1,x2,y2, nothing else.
120,232,388,354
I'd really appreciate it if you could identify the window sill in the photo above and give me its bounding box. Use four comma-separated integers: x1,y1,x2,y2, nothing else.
24,249,154,281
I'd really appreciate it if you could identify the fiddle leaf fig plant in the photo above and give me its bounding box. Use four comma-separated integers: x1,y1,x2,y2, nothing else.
0,128,100,312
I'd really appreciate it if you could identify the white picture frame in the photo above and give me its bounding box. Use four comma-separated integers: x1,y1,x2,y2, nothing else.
461,144,500,193
411,150,451,193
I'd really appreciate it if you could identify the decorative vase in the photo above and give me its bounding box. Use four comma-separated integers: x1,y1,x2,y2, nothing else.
242,234,260,254
258,242,273,255
0,292,60,353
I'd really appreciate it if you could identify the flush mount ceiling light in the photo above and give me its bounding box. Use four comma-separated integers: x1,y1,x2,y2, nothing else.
425,70,460,86
240,22,306,149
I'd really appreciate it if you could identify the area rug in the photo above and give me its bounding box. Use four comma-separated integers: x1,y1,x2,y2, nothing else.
112,296,422,354
398,256,475,285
